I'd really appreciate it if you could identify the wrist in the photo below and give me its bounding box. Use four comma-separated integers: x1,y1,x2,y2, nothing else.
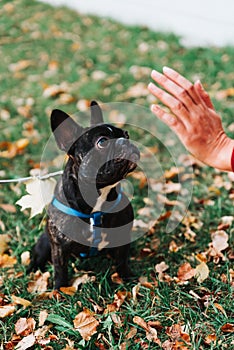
217,137,234,172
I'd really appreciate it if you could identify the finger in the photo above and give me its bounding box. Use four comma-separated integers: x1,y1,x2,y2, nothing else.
162,66,200,104
151,69,197,110
151,104,186,134
194,80,215,110
148,82,190,120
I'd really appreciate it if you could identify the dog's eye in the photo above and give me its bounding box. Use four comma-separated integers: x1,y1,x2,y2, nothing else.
96,136,109,149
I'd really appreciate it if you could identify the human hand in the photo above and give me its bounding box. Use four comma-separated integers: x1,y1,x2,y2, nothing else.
148,67,234,171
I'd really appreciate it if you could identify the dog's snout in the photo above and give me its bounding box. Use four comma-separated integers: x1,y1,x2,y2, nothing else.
116,137,128,147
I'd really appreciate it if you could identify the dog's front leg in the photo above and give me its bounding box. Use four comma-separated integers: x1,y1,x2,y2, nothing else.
115,243,133,280
51,242,69,289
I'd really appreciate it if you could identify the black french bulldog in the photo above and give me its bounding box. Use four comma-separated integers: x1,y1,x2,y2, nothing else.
29,101,140,289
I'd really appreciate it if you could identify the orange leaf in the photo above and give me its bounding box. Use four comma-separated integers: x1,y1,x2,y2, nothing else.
0,254,17,268
221,323,234,333
60,286,76,296
177,263,195,281
73,308,99,341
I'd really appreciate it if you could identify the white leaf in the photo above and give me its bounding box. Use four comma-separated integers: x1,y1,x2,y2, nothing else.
16,178,56,218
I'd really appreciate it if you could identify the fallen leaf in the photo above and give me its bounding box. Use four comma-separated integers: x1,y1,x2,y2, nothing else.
15,333,36,350
211,230,229,252
126,326,137,340
27,271,50,293
0,203,16,213
60,286,76,296
15,317,36,336
0,234,10,254
0,304,16,318
204,333,217,345
0,139,29,158
194,262,209,283
21,251,30,266
111,272,123,285
72,273,91,289
9,60,33,72
155,261,169,274
220,323,234,333
177,263,195,281
133,316,148,331
16,177,56,218
0,254,17,268
11,295,31,307
38,310,48,327
73,308,99,341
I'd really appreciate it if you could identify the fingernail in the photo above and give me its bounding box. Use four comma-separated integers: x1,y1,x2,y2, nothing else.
148,82,155,90
163,66,170,73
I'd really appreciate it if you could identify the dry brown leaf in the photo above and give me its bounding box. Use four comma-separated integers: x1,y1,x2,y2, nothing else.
15,317,36,336
111,272,123,285
72,273,91,289
177,263,195,281
126,326,137,340
0,203,17,213
132,283,140,303
214,303,227,316
0,304,16,318
194,262,209,283
105,290,128,312
11,295,31,307
27,271,50,293
204,333,217,345
133,316,161,345
38,310,48,327
0,234,10,254
220,323,234,333
133,315,148,331
155,261,169,274
73,308,99,341
0,254,17,268
146,326,161,345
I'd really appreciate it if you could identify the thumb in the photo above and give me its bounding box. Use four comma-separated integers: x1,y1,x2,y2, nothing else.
194,80,215,110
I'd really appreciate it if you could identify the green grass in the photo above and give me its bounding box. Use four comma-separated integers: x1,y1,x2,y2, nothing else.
0,0,234,348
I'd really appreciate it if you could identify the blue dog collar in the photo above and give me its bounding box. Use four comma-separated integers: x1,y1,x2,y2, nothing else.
51,190,123,257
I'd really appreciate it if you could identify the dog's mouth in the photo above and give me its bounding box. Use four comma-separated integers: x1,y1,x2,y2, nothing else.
95,150,140,186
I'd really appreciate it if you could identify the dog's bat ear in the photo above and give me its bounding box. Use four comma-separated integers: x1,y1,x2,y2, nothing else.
90,101,104,125
51,109,83,153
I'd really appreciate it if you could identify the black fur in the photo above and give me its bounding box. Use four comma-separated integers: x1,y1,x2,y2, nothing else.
29,102,140,289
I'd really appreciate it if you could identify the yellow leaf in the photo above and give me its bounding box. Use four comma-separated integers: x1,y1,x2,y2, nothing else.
11,295,31,307
195,261,209,283
0,234,10,254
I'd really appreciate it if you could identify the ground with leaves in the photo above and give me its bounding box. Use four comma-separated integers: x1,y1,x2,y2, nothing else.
0,0,234,349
